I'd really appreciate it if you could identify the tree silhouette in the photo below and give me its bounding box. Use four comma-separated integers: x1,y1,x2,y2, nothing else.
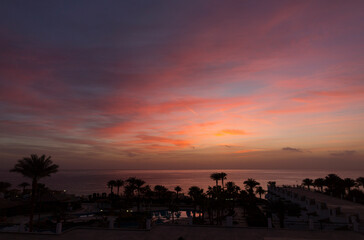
10,154,58,232
325,174,344,196
126,177,146,211
210,173,220,188
255,186,266,199
188,186,204,219
115,179,124,196
302,178,313,190
107,180,116,195
356,177,364,189
244,178,260,196
219,172,227,189
343,178,356,194
313,178,325,192
174,186,182,200
154,185,168,200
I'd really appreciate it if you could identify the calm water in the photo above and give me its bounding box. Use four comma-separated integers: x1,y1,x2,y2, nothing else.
1,169,362,196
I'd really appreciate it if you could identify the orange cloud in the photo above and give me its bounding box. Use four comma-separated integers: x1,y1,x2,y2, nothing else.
234,149,261,154
215,129,248,136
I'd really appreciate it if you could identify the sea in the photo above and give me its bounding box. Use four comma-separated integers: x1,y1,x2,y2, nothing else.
1,169,362,196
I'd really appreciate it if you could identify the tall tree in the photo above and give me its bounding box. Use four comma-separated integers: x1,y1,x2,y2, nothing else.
313,178,325,192
302,178,313,190
244,178,260,196
126,177,146,211
154,185,168,200
107,180,116,195
210,173,220,188
325,174,344,196
10,154,58,232
188,186,204,219
255,186,266,199
219,172,227,189
356,177,364,189
343,178,356,194
115,179,124,196
174,186,182,200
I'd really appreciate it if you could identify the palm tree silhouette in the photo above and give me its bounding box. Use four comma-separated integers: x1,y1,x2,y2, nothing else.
219,172,227,189
126,177,146,211
244,178,260,196
302,178,313,190
343,178,356,194
255,186,266,199
10,154,58,232
210,173,220,188
115,179,124,196
325,174,343,196
174,186,182,200
188,186,204,219
107,180,116,195
357,177,364,189
313,178,325,192
154,185,168,200
18,182,30,193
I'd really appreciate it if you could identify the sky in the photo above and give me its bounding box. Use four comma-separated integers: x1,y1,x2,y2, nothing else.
0,0,363,170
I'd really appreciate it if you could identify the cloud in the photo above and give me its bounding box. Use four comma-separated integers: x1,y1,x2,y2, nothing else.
215,129,248,136
134,135,191,147
282,147,303,153
330,150,356,157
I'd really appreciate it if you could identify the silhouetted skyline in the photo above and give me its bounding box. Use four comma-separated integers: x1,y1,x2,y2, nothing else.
0,1,363,170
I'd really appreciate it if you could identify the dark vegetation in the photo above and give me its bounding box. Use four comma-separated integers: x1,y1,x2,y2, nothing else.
301,174,364,203
1,154,363,232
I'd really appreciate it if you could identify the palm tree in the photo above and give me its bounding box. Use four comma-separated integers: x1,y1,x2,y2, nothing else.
107,180,116,195
325,174,344,196
126,177,146,211
255,186,266,199
18,182,30,193
343,178,356,195
356,177,364,189
10,154,58,232
0,182,11,192
210,173,220,188
225,181,240,213
302,178,313,190
313,178,325,192
115,179,124,196
188,186,204,219
154,185,168,200
174,186,182,200
219,172,227,189
226,181,240,195
244,178,260,196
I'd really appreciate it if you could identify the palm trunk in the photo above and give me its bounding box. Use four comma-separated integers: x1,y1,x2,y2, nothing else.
29,179,37,232
216,180,218,187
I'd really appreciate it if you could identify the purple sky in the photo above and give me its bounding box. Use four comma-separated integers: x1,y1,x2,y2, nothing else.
1,0,364,170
